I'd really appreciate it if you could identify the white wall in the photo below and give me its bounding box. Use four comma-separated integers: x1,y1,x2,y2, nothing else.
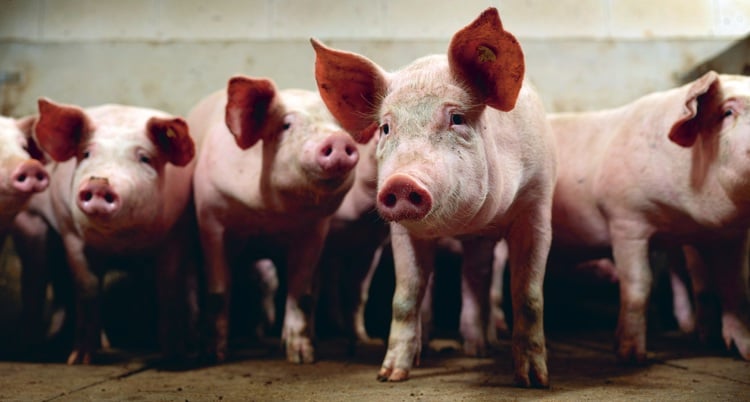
0,0,748,117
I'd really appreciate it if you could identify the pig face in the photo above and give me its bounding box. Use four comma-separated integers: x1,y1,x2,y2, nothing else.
372,57,492,235
34,98,194,242
312,8,525,238
0,115,49,229
224,77,359,207
667,73,750,205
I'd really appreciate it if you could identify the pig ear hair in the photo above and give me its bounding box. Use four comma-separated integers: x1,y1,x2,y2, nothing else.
448,7,525,112
668,70,720,148
311,38,386,144
225,75,282,150
35,97,90,162
147,116,195,167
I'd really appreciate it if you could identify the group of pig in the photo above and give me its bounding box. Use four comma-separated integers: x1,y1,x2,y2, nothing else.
1,7,749,389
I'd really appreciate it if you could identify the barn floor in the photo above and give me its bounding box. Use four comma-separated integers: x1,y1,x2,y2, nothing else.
0,329,748,401
1,240,749,401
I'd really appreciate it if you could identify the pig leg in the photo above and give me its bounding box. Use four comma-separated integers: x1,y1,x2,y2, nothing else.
707,237,750,360
667,248,695,333
459,237,494,357
506,214,550,388
419,270,435,348
488,240,509,345
610,222,652,364
13,211,52,347
64,236,102,365
199,220,233,363
352,243,384,343
282,221,329,364
377,223,435,382
683,245,722,345
255,259,279,333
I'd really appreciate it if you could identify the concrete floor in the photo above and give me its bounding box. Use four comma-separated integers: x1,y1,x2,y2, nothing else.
0,330,748,401
1,240,749,401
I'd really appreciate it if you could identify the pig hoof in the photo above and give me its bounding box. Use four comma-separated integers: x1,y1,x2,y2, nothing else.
376,367,392,382
67,349,93,365
285,338,315,364
514,368,549,389
615,343,648,365
462,340,488,357
387,368,410,382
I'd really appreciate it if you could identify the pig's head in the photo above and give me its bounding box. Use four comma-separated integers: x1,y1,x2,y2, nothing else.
225,76,359,208
312,7,524,236
0,115,49,230
667,72,750,200
35,97,194,237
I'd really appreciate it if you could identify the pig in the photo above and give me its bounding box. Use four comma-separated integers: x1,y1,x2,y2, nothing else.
548,71,750,362
31,97,198,364
0,115,49,236
189,75,359,364
312,7,556,387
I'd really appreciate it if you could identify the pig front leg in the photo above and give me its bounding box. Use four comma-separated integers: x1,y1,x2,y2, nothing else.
63,234,102,365
507,213,551,388
459,237,495,357
352,243,385,343
377,223,435,382
609,220,652,364
199,221,232,363
488,240,510,344
283,221,329,364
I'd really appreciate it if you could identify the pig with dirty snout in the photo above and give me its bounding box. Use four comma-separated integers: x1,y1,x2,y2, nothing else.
189,76,359,364
312,7,556,387
549,71,750,362
32,98,199,364
0,115,49,237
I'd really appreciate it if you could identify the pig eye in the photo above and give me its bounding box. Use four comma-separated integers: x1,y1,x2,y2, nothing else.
139,155,151,165
282,122,291,130
450,113,465,126
723,109,734,118
381,123,390,135
82,150,91,159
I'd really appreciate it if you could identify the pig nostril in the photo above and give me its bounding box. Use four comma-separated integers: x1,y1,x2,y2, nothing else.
345,146,355,156
81,191,93,202
36,173,46,181
409,192,423,205
323,146,333,157
104,193,116,204
16,174,27,183
384,193,397,208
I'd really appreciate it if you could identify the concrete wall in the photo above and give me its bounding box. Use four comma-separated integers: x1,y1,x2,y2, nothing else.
1,0,748,117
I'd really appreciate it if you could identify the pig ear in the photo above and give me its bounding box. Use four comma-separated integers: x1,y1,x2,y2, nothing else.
448,7,525,112
667,71,720,148
147,117,195,167
35,97,90,162
225,75,283,150
311,38,386,144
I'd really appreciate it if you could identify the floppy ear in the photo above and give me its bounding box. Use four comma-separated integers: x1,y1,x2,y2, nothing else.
448,7,525,112
311,38,387,144
224,75,284,150
35,97,91,162
147,116,195,166
667,71,720,147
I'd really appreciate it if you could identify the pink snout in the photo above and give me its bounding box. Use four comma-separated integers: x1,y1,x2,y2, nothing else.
77,177,121,216
11,159,49,194
316,134,359,175
377,174,433,221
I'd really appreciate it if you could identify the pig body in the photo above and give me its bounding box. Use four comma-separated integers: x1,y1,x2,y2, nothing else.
0,116,49,236
313,8,555,387
32,99,198,364
190,76,358,364
549,72,750,362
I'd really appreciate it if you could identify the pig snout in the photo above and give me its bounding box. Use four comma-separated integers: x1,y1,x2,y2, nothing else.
77,177,121,216
316,134,359,175
377,174,433,221
11,159,50,194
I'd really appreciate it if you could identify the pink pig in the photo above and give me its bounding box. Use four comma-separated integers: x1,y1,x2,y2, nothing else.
312,7,556,387
189,75,359,364
32,98,198,364
549,71,750,362
0,115,49,236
